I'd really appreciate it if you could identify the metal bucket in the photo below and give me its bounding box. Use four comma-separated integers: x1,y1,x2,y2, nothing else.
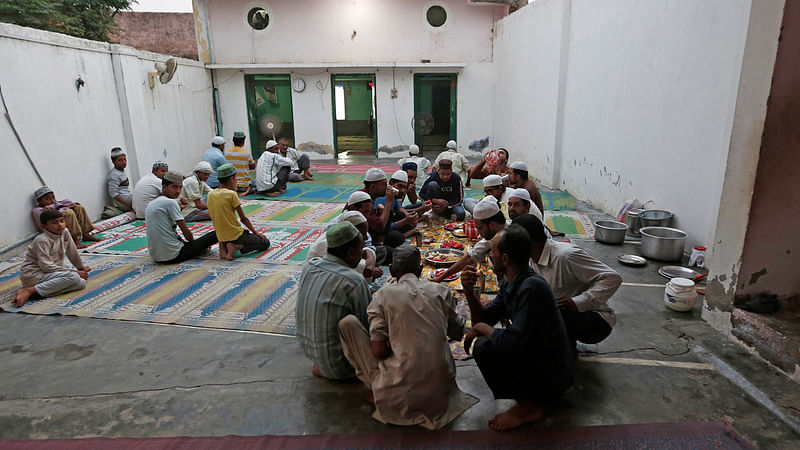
626,208,643,237
594,220,628,245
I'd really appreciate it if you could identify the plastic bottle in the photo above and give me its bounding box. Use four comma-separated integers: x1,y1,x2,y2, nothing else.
689,246,707,268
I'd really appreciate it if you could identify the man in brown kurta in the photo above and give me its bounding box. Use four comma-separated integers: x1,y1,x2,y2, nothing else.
338,245,477,429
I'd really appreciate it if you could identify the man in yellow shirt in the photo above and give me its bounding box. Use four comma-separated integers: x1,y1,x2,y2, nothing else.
225,130,256,196
207,164,269,260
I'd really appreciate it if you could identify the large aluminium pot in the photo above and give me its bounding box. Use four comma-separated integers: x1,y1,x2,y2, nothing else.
640,226,687,261
639,209,674,228
594,220,628,245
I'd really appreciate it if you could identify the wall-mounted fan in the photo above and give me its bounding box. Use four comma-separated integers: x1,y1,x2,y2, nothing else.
411,112,435,136
148,58,177,89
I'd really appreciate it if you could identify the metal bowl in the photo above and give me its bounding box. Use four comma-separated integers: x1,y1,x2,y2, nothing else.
640,226,687,261
639,209,674,228
423,248,465,268
594,220,628,245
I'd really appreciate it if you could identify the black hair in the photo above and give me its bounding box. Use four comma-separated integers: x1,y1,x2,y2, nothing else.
232,136,246,147
479,210,507,225
498,224,533,267
218,174,235,185
438,159,453,170
40,208,63,226
513,168,529,180
327,234,362,260
511,213,547,243
162,179,180,188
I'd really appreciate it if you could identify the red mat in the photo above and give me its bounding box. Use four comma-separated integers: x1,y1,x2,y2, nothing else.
0,422,753,449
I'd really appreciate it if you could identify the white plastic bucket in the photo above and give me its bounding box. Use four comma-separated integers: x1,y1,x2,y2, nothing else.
664,277,697,312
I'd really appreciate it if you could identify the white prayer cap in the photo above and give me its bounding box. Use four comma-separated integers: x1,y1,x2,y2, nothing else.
446,140,457,150
409,144,420,155
265,139,278,149
510,161,528,171
110,147,125,158
364,168,387,182
483,174,503,187
509,188,531,204
162,170,185,184
339,210,367,226
473,196,501,221
211,136,226,145
34,186,53,200
347,191,372,205
390,170,408,183
194,161,214,174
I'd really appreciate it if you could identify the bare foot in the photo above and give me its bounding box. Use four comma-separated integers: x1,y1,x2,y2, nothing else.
312,365,328,379
279,188,287,194
488,401,544,431
225,243,244,260
303,171,314,180
264,192,280,197
83,234,103,242
219,243,229,260
364,389,375,404
74,239,87,249
14,287,37,307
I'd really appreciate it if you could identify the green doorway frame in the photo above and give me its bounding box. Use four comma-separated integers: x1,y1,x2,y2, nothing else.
413,73,457,155
330,73,378,158
244,74,296,160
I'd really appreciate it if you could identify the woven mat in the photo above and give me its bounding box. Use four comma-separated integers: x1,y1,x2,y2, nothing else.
546,211,595,239
312,163,398,174
0,255,300,334
84,222,323,265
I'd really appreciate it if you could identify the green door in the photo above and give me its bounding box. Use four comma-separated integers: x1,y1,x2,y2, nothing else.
244,74,295,160
331,74,377,157
413,73,457,155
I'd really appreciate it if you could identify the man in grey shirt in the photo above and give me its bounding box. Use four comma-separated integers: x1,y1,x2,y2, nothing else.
107,147,132,211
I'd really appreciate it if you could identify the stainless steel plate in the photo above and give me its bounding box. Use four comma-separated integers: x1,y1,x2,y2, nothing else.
659,265,700,280
618,254,647,266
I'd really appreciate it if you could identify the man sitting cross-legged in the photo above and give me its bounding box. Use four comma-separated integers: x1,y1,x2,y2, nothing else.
432,196,505,283
507,161,544,219
374,170,419,239
507,188,543,222
277,137,313,181
14,209,91,307
513,213,622,355
418,159,465,220
179,161,214,222
32,186,101,249
145,170,218,264
255,140,293,197
398,162,432,216
464,174,511,219
360,168,404,248
208,163,270,260
461,225,574,431
296,222,372,380
338,245,476,430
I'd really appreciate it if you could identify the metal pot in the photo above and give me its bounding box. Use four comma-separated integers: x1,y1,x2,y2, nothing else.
594,220,628,245
639,209,674,228
640,226,687,261
626,208,643,236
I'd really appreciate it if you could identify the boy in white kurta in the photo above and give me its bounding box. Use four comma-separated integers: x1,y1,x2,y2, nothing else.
338,245,477,430
14,209,90,307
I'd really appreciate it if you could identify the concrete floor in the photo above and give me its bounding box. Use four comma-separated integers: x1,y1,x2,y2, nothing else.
1,157,799,447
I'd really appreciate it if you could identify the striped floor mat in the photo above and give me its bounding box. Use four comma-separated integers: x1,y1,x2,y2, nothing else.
0,255,299,335
546,211,595,239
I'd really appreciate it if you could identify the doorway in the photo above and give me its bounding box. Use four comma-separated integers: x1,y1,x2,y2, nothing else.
244,74,295,160
413,73,457,155
331,74,377,157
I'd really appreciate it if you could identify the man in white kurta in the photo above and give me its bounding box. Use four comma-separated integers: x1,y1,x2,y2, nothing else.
338,245,477,430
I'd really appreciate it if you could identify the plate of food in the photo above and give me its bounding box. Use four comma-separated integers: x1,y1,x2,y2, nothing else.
441,240,464,250
444,222,463,231
424,248,465,267
450,228,467,238
431,268,460,282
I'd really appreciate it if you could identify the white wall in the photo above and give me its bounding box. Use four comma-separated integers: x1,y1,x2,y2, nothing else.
201,0,506,65
0,23,215,249
494,0,751,249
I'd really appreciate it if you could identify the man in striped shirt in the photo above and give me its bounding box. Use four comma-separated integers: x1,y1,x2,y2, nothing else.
296,222,372,380
225,130,256,196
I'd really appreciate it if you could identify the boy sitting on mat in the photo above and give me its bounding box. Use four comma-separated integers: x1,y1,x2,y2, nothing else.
32,186,102,249
208,163,270,260
14,209,91,307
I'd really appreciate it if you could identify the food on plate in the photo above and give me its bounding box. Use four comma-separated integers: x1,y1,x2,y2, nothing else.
432,268,460,282
441,240,464,250
444,222,463,231
425,250,462,263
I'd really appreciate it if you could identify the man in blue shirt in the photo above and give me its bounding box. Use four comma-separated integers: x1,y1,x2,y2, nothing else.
374,170,418,236
461,225,574,431
202,136,227,188
418,159,465,220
